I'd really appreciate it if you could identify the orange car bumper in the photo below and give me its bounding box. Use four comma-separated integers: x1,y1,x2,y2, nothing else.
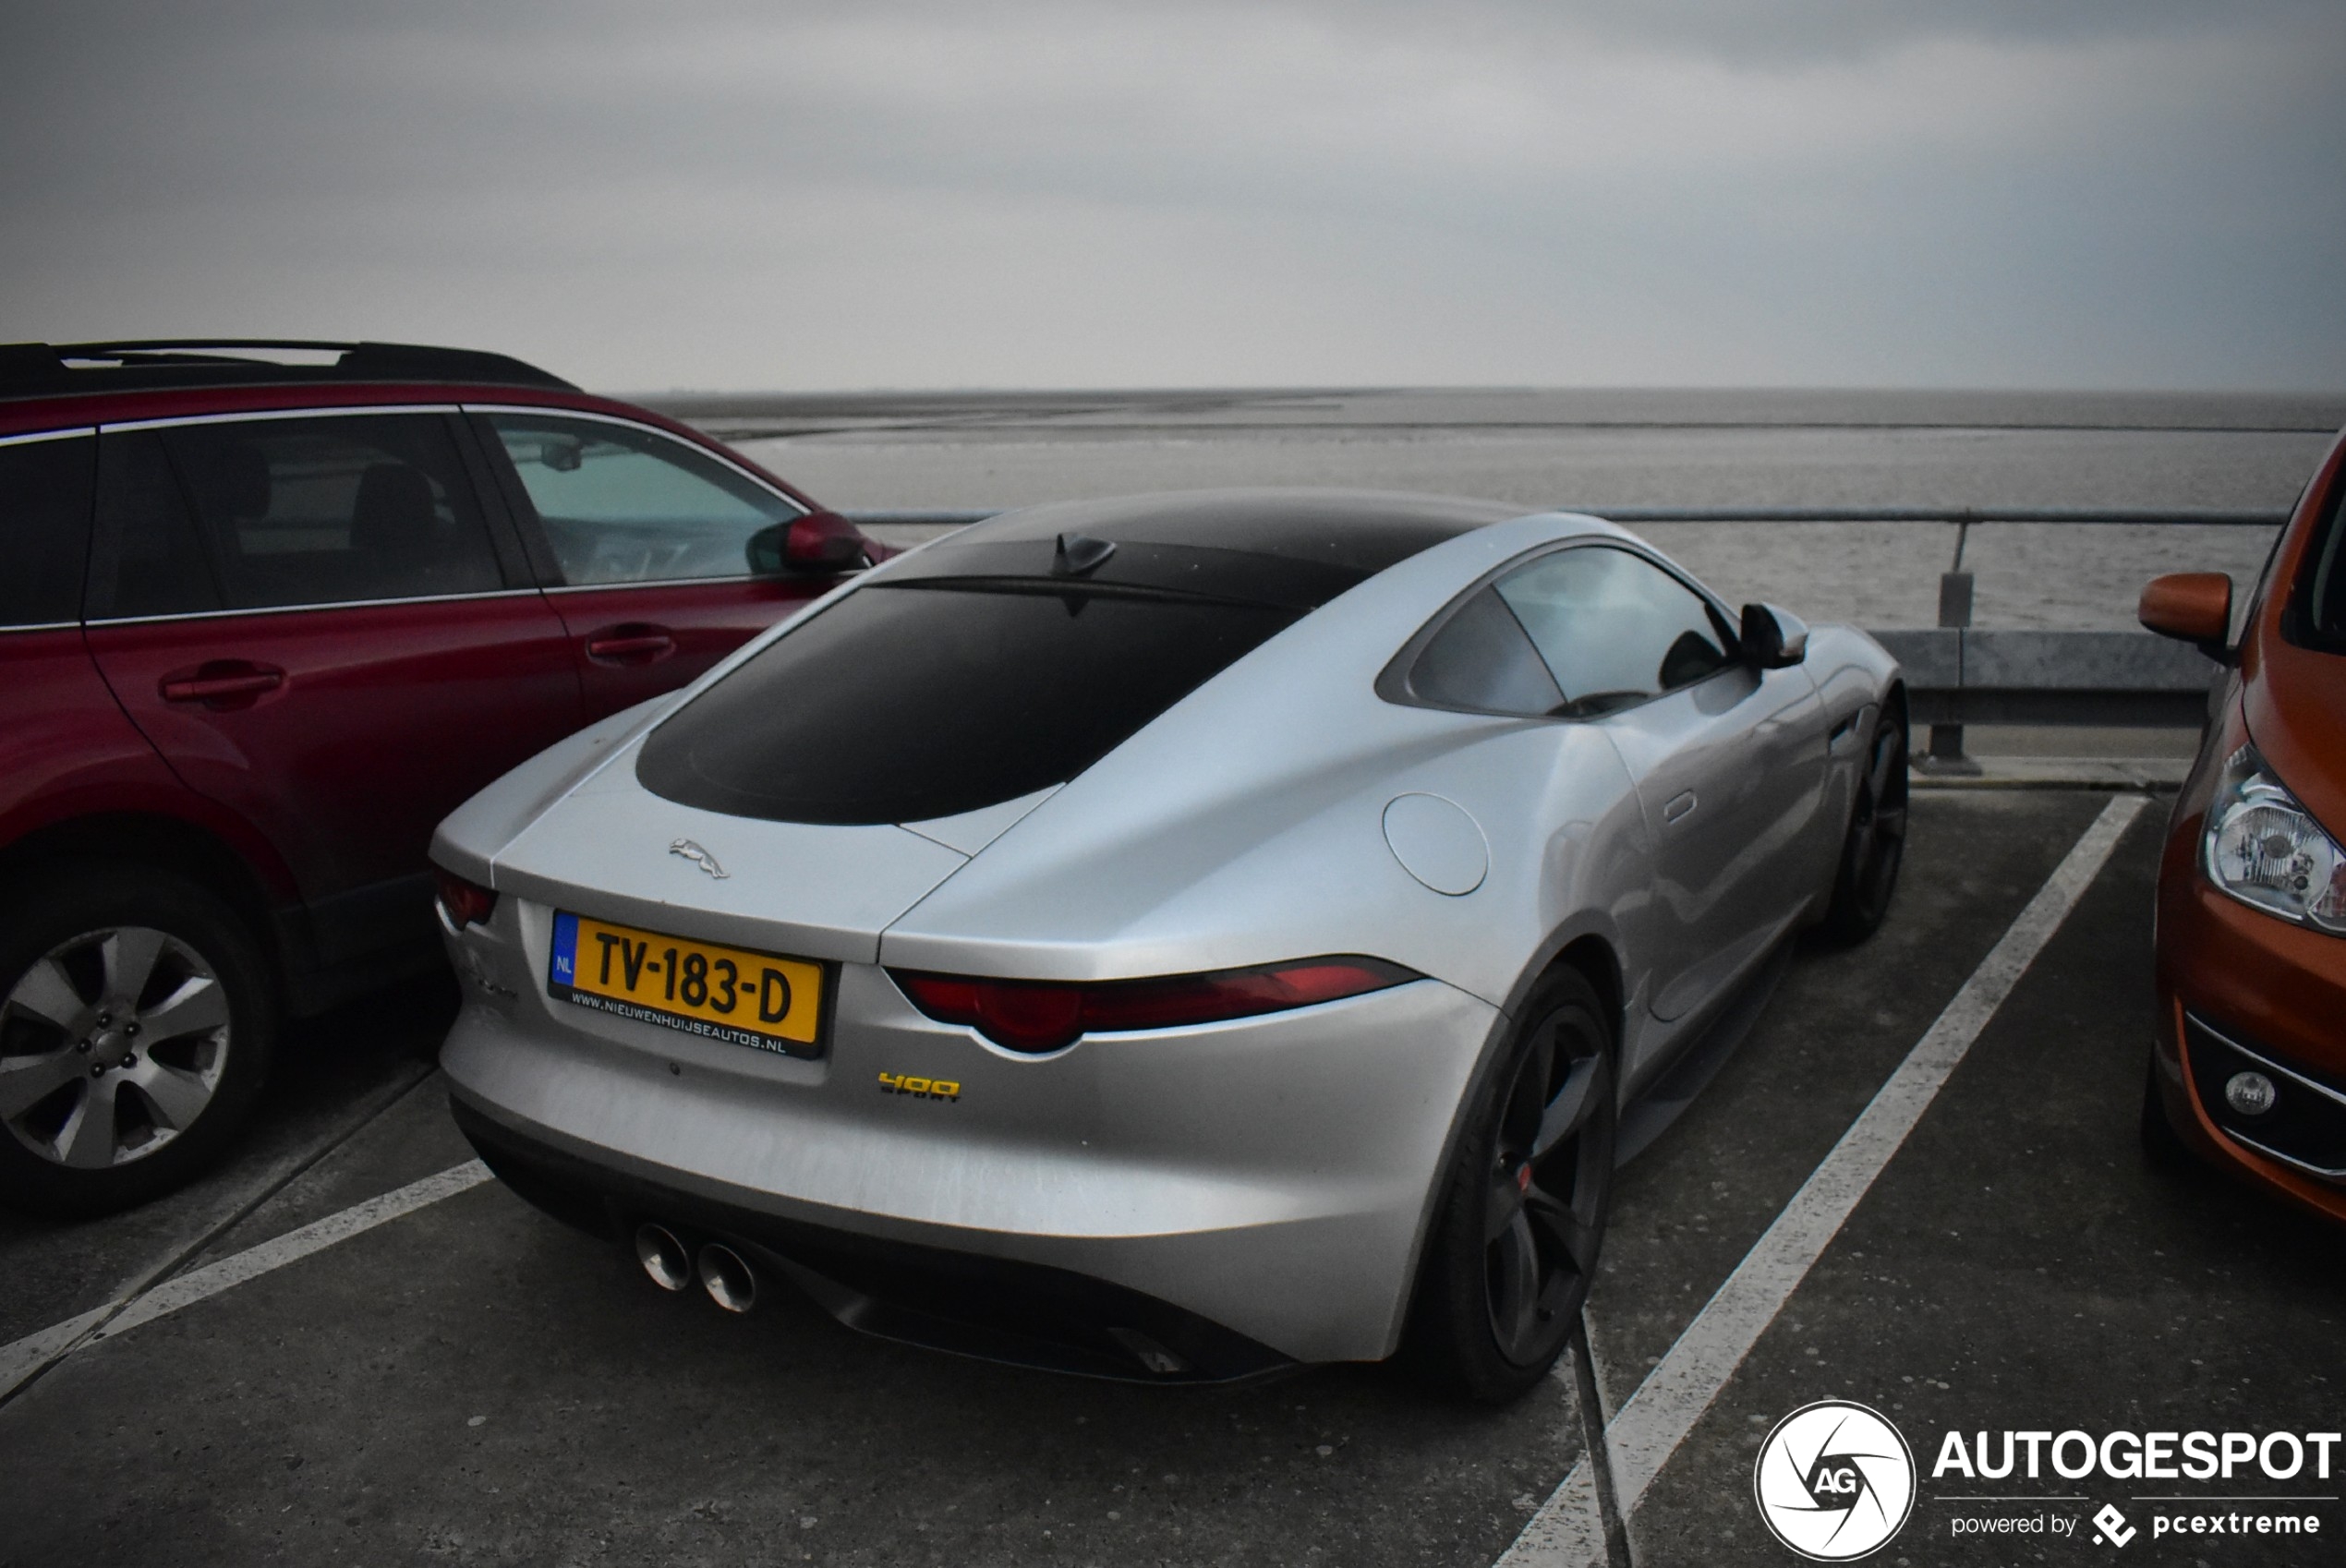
2154,837,2346,1226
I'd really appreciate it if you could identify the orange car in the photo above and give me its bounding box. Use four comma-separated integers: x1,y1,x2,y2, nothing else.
2138,425,2346,1224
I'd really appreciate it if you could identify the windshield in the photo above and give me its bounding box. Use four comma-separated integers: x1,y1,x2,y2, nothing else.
2292,469,2346,654
637,582,1301,826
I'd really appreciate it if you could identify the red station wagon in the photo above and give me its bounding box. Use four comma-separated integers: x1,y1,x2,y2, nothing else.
0,341,883,1215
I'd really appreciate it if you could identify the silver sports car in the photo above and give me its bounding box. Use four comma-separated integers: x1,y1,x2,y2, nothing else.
430,489,1906,1402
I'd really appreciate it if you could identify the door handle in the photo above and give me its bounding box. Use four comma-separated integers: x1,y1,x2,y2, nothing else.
159,660,286,708
1663,790,1699,824
584,624,677,665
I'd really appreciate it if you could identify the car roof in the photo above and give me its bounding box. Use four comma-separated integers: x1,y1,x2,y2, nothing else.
0,340,592,439
886,488,1530,609
0,340,573,401
961,488,1524,570
0,341,828,512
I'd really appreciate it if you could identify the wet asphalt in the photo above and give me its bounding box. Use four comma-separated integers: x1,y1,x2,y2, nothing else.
3,788,2338,1568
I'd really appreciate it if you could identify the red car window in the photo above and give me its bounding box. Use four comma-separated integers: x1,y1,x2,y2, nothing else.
484,413,801,586
175,415,505,609
88,431,224,619
0,433,95,628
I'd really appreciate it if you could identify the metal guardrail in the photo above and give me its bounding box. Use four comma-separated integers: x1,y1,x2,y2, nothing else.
1559,506,2289,527
842,505,2264,750
848,510,1003,528
1872,629,2219,730
846,506,2292,529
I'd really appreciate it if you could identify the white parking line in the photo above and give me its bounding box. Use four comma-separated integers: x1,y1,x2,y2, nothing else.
0,1160,490,1398
0,1305,114,1400
1501,792,2146,1567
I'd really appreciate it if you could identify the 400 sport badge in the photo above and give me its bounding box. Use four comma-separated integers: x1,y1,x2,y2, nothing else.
1754,1401,1917,1561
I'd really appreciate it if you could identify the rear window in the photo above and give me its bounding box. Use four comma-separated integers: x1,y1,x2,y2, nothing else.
637,582,1301,825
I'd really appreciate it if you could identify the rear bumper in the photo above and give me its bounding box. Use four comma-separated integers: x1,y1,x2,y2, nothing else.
451,1096,1296,1382
439,896,1507,1366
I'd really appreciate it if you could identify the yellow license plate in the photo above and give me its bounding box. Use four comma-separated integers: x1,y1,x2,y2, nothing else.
548,911,826,1057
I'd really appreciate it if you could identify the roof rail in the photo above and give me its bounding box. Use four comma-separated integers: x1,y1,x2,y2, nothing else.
0,340,576,399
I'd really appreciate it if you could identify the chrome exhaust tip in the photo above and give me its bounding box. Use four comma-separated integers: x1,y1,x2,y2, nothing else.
634,1223,692,1292
697,1242,757,1314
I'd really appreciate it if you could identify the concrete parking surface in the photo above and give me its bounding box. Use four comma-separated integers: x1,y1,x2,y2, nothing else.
4,787,2339,1568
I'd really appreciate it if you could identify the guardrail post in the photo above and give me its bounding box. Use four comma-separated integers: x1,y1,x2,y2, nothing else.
1918,519,1980,776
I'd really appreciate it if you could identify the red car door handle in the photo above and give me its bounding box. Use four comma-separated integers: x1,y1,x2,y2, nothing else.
584,625,676,665
159,661,286,706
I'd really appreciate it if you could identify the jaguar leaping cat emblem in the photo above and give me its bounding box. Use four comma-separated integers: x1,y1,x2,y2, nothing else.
669,838,730,879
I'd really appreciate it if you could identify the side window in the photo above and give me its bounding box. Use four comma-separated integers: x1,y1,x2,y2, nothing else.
1493,547,1736,717
91,431,224,619
1408,585,1566,714
158,415,502,609
484,414,801,586
0,434,96,628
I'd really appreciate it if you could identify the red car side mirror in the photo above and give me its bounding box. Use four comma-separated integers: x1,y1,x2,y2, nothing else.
2138,573,2231,660
748,511,871,575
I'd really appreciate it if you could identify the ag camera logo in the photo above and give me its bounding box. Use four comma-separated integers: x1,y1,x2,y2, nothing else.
1754,1400,1917,1561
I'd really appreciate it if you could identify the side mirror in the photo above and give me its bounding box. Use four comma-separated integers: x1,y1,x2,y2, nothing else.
2138,572,2232,661
1739,603,1808,669
748,510,871,575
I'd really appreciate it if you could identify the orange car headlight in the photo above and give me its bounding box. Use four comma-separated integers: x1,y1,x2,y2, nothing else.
2204,745,2346,935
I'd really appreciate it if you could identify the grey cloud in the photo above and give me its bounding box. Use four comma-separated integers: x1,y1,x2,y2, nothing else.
1392,0,2343,61
2,1,2340,391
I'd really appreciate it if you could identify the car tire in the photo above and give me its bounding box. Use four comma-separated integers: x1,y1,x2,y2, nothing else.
1406,967,1615,1405
1817,706,1910,946
2139,1051,2195,1173
0,864,276,1219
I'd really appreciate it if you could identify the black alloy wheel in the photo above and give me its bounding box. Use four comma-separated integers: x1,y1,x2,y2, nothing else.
1408,967,1615,1404
1819,709,1910,944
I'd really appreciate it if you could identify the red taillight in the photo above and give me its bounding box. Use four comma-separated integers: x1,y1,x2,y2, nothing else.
433,867,496,929
889,957,1419,1055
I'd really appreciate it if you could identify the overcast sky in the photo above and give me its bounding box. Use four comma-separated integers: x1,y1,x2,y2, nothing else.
6,1,2342,392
